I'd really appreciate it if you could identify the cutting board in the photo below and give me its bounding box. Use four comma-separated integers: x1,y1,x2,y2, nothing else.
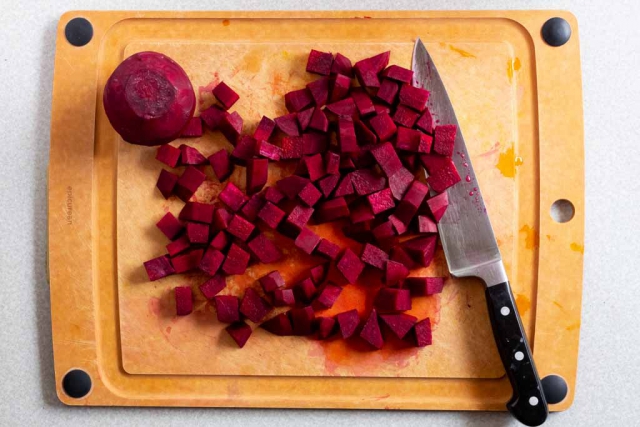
48,10,584,411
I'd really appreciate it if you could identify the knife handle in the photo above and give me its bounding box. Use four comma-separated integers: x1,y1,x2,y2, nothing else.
486,282,549,426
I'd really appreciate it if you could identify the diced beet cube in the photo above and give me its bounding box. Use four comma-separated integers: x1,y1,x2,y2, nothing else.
297,107,314,131
376,79,399,105
414,318,433,347
318,174,340,198
254,116,276,141
313,283,342,310
352,149,376,169
427,192,449,222
389,214,408,235
273,288,296,307
388,167,414,200
333,174,354,197
370,142,402,177
227,214,255,241
294,277,317,303
247,233,283,264
382,65,414,83
181,117,203,137
200,105,228,130
210,230,229,251
294,227,321,255
306,77,330,107
350,201,374,224
360,243,388,270
212,207,232,230
198,272,225,299
179,201,214,224
213,81,239,110
390,246,416,270
275,113,299,136
222,243,250,275
303,154,325,182
230,135,256,166
335,309,359,338
367,188,395,215
336,118,357,153
226,322,252,348
298,182,322,207
403,235,438,267
309,264,328,284
392,105,420,128
379,313,417,339
369,113,397,142
354,51,390,89
257,201,286,229
261,312,293,336
171,249,204,274
316,238,340,260
175,286,193,316
219,182,248,212
166,235,190,257
306,49,333,76
255,140,281,161
302,132,329,155
290,306,316,335
339,156,356,171
327,98,357,118
416,109,434,134
316,317,337,339
264,186,285,204
331,53,353,77
245,158,268,195
351,88,375,117
179,144,207,165
156,212,183,240
405,277,445,296
417,215,438,234
375,288,411,312
280,136,304,159
394,180,429,224
372,220,397,247
208,149,234,182
277,175,310,199
433,124,457,156
285,204,315,232
315,197,349,223
156,144,181,167
219,111,243,144
198,247,224,275
395,127,422,152
374,103,391,115
157,168,178,199
175,166,206,201
399,84,430,112
329,73,352,103
285,88,313,113
240,288,272,323
385,260,409,286
336,248,365,283
240,194,266,222
360,309,383,349
308,107,329,132
426,159,461,193
187,222,209,244
214,295,240,323
259,270,285,293
418,132,434,154
144,255,175,281
351,169,386,196
354,119,378,146
344,221,373,244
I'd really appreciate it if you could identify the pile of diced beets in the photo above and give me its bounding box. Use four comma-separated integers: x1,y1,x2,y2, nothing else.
144,49,461,350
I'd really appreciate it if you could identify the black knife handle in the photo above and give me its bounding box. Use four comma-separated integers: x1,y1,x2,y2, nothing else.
486,282,549,426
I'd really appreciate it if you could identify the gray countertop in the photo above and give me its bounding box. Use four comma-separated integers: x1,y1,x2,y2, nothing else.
1,0,638,425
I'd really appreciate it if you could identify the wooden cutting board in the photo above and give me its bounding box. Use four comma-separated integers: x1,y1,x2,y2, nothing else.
48,10,584,411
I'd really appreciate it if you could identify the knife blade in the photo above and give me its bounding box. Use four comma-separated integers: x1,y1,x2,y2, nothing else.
412,38,548,426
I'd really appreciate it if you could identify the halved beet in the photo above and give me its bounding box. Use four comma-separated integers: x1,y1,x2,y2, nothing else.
175,286,193,316
327,98,357,118
247,233,283,263
179,144,207,165
390,245,416,270
259,271,285,293
336,248,365,284
199,274,226,299
225,322,252,348
329,74,351,102
379,313,417,339
376,79,399,105
258,201,286,229
144,255,175,281
264,186,285,204
297,183,322,207
103,52,195,146
214,295,240,323
212,207,232,230
166,235,190,257
261,312,293,336
388,167,415,200
374,288,411,312
156,212,183,240
219,111,244,144
201,105,227,130
231,135,257,165
385,260,409,286
280,136,304,159
417,215,438,233
156,169,178,199
222,243,250,275
302,132,329,155
285,88,313,112
433,124,457,156
240,194,266,221
212,81,239,110
181,117,203,137
227,214,255,241
306,77,330,107
294,277,317,303
297,107,314,131
350,169,386,196
171,249,204,273
337,117,358,153
219,182,249,212
186,222,209,244
333,174,354,197
399,84,430,112
156,144,181,167
315,197,349,223
354,51,390,88
273,288,296,307
403,235,438,267
350,201,375,224
313,283,342,310
405,277,445,296
392,105,420,128
359,309,383,349
361,243,389,270
369,113,397,142
208,149,234,182
394,180,429,224
285,204,314,232
335,309,359,338
351,88,375,116
240,288,272,323
315,317,337,339
254,115,276,141
367,188,395,214
331,53,353,76
316,238,341,260
275,113,300,136
414,318,433,347
175,166,206,201
255,140,281,161
426,159,461,193
246,158,268,195
198,247,225,275
277,175,310,199
318,174,340,198
306,50,333,76
354,119,378,146
309,264,328,284
370,142,403,177
303,154,325,182
416,108,434,134
309,107,329,132
179,201,214,224
210,230,229,251
427,192,449,222
382,65,414,83
290,306,316,335
294,227,321,255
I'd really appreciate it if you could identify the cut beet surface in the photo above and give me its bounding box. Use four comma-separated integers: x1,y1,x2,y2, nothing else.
219,182,249,212
318,174,340,198
379,313,417,339
385,260,409,286
208,149,234,182
254,115,276,141
315,238,341,260
240,194,266,222
231,135,257,166
316,317,337,339
261,313,293,336
351,169,386,196
200,105,227,130
212,207,232,230
309,264,328,284
198,247,224,275
354,118,378,146
372,220,397,247
414,318,433,347
175,286,193,316
403,235,438,267
275,113,300,136
280,136,304,160
294,277,317,303
399,83,430,112
390,245,416,270
214,295,240,323
382,65,414,83
277,175,310,199
227,214,256,241
433,124,457,156
259,271,285,293
258,201,286,229
405,277,445,296
181,118,203,139
255,140,281,161
179,201,214,224
376,79,399,105
175,166,206,202
284,204,315,234
219,111,243,144
306,49,333,76
246,158,268,195
389,214,408,235
294,227,321,255
290,306,316,335
222,243,250,275
313,283,342,310
285,88,313,113
179,144,207,165
199,274,226,299
297,107,314,131
417,215,438,234
388,167,415,200
350,202,374,224
273,288,296,307
331,52,353,76
337,117,358,153
395,127,424,152
315,197,349,223
394,180,429,224
171,249,204,274
264,186,285,204
212,81,240,110
306,77,330,107
333,174,354,198
329,73,351,102
360,309,384,349
344,221,373,244
369,113,397,142
351,88,375,117
226,322,252,348
186,222,209,244
367,188,395,215
210,230,229,251
361,243,389,270
327,98,358,118
166,235,190,257
427,191,449,222
336,248,365,284
416,108,434,134
247,233,283,264
426,159,461,193
375,288,411,312
303,154,325,182
354,51,390,89
240,288,272,323
370,142,403,177
143,255,175,281
303,132,329,155
339,156,356,171
156,169,178,199
156,144,181,168
335,309,359,339
309,107,329,132
156,212,183,240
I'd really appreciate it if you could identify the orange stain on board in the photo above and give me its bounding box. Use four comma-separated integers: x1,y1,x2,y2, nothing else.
519,225,539,250
165,326,172,335
570,242,584,254
515,294,531,316
222,19,230,26
496,143,521,178
566,322,580,331
241,48,263,74
448,44,476,58
507,57,521,84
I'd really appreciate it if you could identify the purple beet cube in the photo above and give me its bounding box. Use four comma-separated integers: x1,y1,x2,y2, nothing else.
247,233,283,264
329,73,352,102
313,283,342,310
246,158,268,195
336,248,365,284
385,260,409,286
303,154,325,182
226,322,252,348
369,113,397,142
375,288,411,312
405,277,445,296
388,167,415,200
315,197,349,223
198,247,225,275
306,49,333,76
231,135,257,166
175,286,193,316
350,202,374,224
390,246,416,270
219,111,243,144
214,295,240,323
143,256,175,281
258,201,286,229
354,119,378,146
276,175,309,199
392,105,420,128
360,309,383,349
240,288,272,323
171,249,204,274
426,159,461,193
219,182,249,212
403,235,438,267
367,188,395,214
285,88,313,112
298,182,322,207
273,288,296,307
333,174,354,197
156,212,183,240
379,313,417,339
309,264,328,284
186,222,209,244
275,113,300,136
302,132,329,155
200,105,228,130
382,65,414,83
351,88,375,116
212,81,239,110
175,166,206,202
427,192,449,222
376,79,399,105
166,235,190,257
417,215,438,234
433,124,457,156
179,201,214,224
259,271,285,293
389,214,408,235
179,144,207,165
253,115,276,141
394,180,429,224
331,52,353,76
222,243,250,275
156,169,178,199
240,194,266,222
156,144,181,167
414,318,433,347
227,214,255,241
210,230,229,251
350,169,386,196
308,107,329,132
280,136,304,159
339,156,356,171
416,109,434,134
290,306,316,335
361,243,389,270
297,107,314,131
208,149,234,182
294,278,317,303
264,186,285,204
372,220,397,247
374,103,391,115
335,309,359,338
261,313,293,336
420,153,451,174
399,83,430,112
318,174,340,198
295,227,321,255
327,97,358,118
199,274,226,299
307,77,330,107
285,204,314,232
370,142,403,177
395,127,422,152
354,51,390,88
315,239,341,260
255,140,281,161
324,152,340,175
316,317,337,339
212,207,232,230
338,117,358,153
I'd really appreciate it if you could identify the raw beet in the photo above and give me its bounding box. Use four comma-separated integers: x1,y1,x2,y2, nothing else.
258,201,286,229
240,288,272,322
199,274,226,299
416,109,434,134
208,149,234,182
166,234,190,257
247,233,283,263
395,127,427,152
198,248,225,275
179,201,214,223
294,277,317,303
231,135,257,165
337,117,358,153
372,220,397,247
369,113,397,141
214,295,240,323
318,174,340,198
361,243,389,270
285,88,313,112
309,264,328,284
294,227,321,254
143,255,175,281
303,154,325,182
315,197,349,223
354,119,378,146
427,192,449,222
316,238,341,260
264,186,285,204
350,169,386,196
306,49,333,75
433,124,457,156
351,88,375,116
290,306,316,335
297,183,322,207
313,283,342,310
297,107,314,131
156,169,178,199
376,79,399,105
210,230,229,251
254,115,276,141
331,53,353,76
360,309,383,349
212,207,232,230
417,215,438,233
354,51,390,88
379,313,417,339
103,51,195,146
367,188,395,214
175,286,193,316
388,214,408,235
261,313,293,336
201,105,227,130
303,132,329,155
179,144,207,165
285,204,315,232
275,113,300,136
405,277,445,296
240,194,266,221
350,202,375,224
228,214,255,241
333,174,354,197
327,98,358,118
374,288,411,312
156,212,183,240
414,318,433,347
171,249,204,273
186,222,209,244
219,111,244,144
273,288,296,307
403,235,438,267
370,142,403,177
277,175,310,199
385,260,409,286
213,81,239,110
175,166,205,201
426,159,461,193
246,158,268,195
394,180,429,224
255,140,281,161
329,74,351,102
280,136,304,159
306,77,330,107
315,317,337,339
156,144,181,167
226,322,252,348
309,107,329,132
219,182,248,212
335,309,359,339
382,65,414,83
259,271,285,293
390,245,416,270
388,167,414,200
181,117,203,137
336,248,365,283
222,243,250,275
392,105,420,128
399,84,430,112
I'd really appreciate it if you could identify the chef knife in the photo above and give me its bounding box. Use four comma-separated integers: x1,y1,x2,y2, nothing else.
412,38,548,426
